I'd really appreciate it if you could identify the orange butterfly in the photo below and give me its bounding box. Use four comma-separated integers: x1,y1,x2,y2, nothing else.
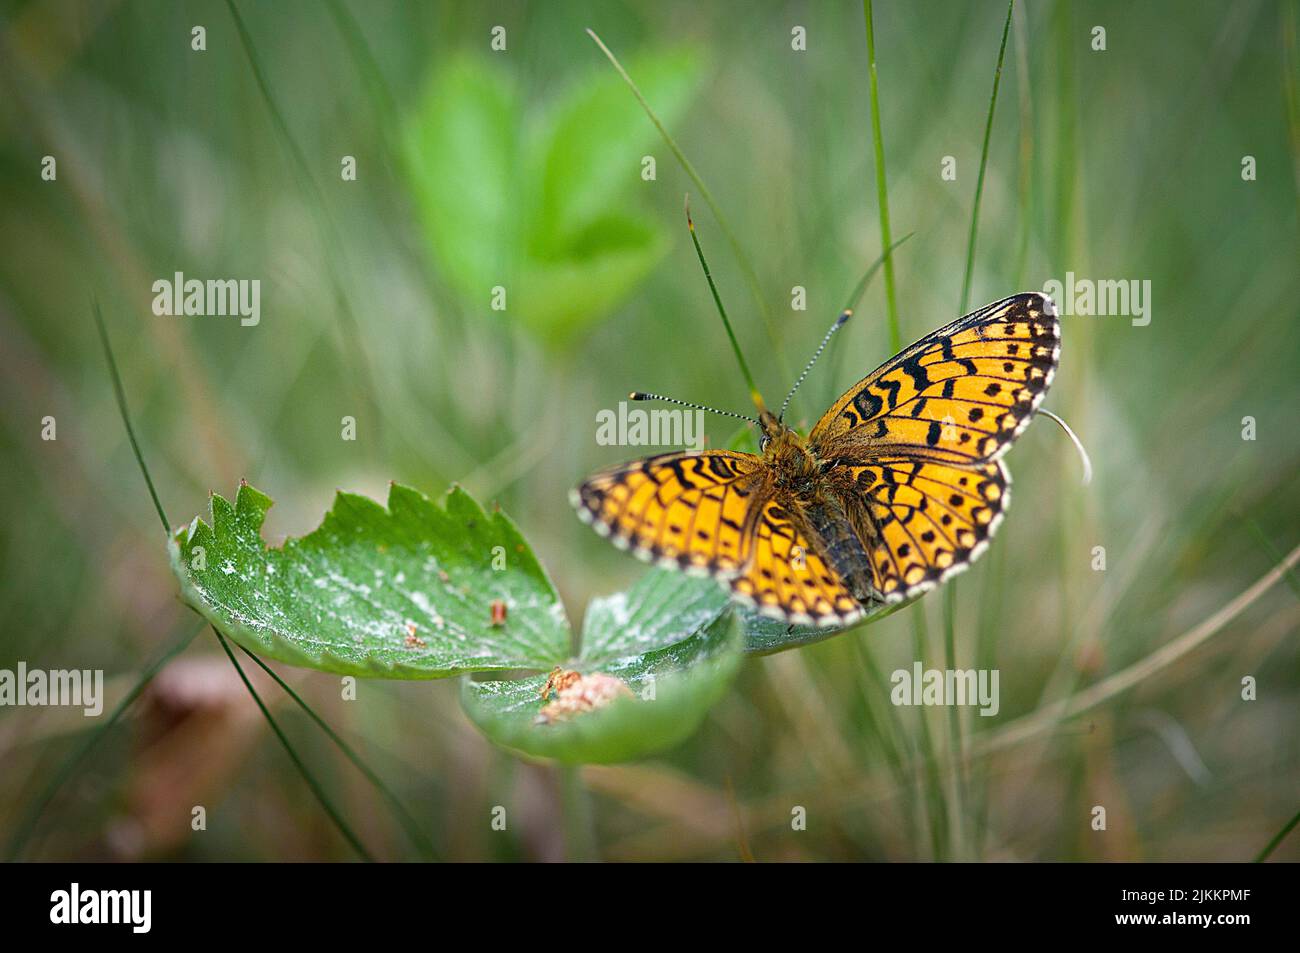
573,293,1059,628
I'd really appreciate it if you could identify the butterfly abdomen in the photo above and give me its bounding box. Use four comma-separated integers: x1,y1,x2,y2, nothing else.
803,498,877,603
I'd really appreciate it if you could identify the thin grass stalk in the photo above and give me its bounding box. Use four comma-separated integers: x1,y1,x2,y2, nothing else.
559,764,598,861
586,29,788,381
1255,806,1300,862
958,0,1015,313
214,629,374,861
862,0,901,353
910,609,948,859
236,645,438,860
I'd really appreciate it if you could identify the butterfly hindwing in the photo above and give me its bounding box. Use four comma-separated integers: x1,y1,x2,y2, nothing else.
729,497,864,627
810,293,1059,465
843,457,1011,601
571,450,765,576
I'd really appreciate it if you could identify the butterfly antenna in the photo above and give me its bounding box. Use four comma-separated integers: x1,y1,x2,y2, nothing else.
779,310,852,422
685,196,768,417
779,232,917,423
629,392,759,427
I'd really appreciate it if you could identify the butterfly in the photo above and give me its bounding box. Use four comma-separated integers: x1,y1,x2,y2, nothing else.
571,292,1060,628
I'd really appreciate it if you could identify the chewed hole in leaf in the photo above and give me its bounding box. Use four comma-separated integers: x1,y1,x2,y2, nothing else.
461,613,743,764
536,667,634,725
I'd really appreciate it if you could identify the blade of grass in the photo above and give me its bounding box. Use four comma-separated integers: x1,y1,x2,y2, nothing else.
1244,516,1300,599
214,628,373,861
685,198,766,411
974,543,1300,757
910,609,948,859
235,644,437,860
559,764,598,861
585,28,790,382
862,0,901,353
3,621,204,860
1010,0,1035,285
958,0,1015,313
823,233,916,424
323,0,399,133
224,0,389,458
94,298,167,534
850,633,921,853
1281,0,1300,233
1255,805,1300,862
842,232,914,316
862,5,949,856
941,582,969,858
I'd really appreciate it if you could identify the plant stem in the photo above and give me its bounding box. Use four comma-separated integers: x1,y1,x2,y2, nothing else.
97,295,382,861
236,645,437,859
558,764,597,861
910,610,947,860
94,299,168,533
959,0,1015,313
225,0,380,450
1255,806,1300,862
942,584,968,859
214,629,374,862
863,0,901,353
686,199,765,411
586,28,788,379
975,543,1300,758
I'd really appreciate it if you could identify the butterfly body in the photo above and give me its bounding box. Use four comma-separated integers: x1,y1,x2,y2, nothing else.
573,293,1059,629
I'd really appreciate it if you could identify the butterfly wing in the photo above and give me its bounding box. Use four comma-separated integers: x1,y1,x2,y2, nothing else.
810,293,1059,465
571,451,767,576
729,497,866,627
574,452,865,627
833,456,1010,602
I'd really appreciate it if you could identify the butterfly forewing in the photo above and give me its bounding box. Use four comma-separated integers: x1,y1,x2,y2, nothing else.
571,450,766,575
810,293,1059,465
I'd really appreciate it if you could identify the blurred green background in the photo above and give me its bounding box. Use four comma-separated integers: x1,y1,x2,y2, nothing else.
0,0,1296,861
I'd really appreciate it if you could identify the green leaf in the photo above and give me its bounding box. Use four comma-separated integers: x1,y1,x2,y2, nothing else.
738,609,845,655
530,48,702,250
461,612,741,764
518,213,665,341
738,595,916,655
169,482,569,678
170,483,746,763
401,49,703,344
402,55,520,304
580,566,730,663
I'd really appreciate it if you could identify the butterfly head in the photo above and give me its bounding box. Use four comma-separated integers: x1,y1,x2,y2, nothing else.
757,409,788,453
759,408,812,455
